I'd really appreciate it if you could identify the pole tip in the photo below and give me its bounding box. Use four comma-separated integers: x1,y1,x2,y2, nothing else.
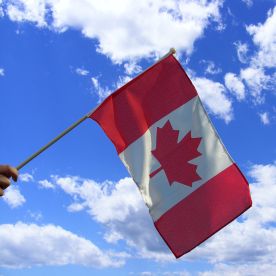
170,48,176,55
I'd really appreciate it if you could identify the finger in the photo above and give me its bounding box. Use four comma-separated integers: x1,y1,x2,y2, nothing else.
0,175,11,190
0,165,18,182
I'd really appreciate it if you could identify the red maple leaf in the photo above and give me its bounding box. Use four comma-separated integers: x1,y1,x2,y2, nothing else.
150,120,202,187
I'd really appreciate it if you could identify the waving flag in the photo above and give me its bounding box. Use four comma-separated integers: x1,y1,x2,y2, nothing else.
90,54,252,258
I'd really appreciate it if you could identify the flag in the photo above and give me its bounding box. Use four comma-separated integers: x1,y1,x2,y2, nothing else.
90,53,252,258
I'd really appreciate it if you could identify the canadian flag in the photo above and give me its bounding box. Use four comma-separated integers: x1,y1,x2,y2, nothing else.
90,54,252,258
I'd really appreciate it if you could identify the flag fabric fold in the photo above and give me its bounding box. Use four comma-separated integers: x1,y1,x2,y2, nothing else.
90,54,252,258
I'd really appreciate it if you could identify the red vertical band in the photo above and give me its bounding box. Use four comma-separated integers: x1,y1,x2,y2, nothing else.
90,55,197,154
154,164,252,258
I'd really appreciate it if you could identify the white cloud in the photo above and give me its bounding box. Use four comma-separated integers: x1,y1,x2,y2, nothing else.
163,272,191,276
75,68,89,76
242,0,253,8
0,0,3,17
191,218,276,264
191,77,233,123
246,7,276,68
231,9,276,104
234,42,249,64
240,66,271,103
224,72,245,101
52,176,141,224
124,61,142,75
0,68,4,76
141,272,155,276
259,112,270,125
139,272,190,276
38,179,55,189
4,0,223,63
200,263,276,276
0,222,126,268
91,74,132,102
3,186,26,208
6,0,47,27
91,77,112,102
202,60,221,75
51,175,172,261
67,202,85,212
246,163,276,224
19,173,34,182
27,211,43,221
115,75,132,89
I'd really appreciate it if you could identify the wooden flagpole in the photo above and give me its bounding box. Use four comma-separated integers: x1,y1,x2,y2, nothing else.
16,114,89,170
16,48,176,170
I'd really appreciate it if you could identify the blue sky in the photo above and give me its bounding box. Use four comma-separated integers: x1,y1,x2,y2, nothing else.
0,0,276,275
